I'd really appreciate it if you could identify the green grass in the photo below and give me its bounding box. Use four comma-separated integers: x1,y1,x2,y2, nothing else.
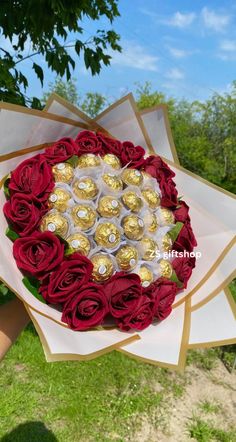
198,400,221,415
0,322,187,442
186,348,220,371
188,417,236,442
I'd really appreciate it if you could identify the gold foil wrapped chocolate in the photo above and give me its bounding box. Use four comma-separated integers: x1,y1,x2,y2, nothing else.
77,153,101,168
121,191,143,213
52,162,74,184
73,177,98,200
137,266,154,287
40,212,69,238
71,204,96,230
102,153,121,170
91,254,114,282
48,188,71,212
161,234,173,252
97,196,121,218
159,259,173,278
116,245,138,271
66,233,91,256
94,222,121,249
122,168,143,186
141,187,160,209
122,215,145,240
140,236,158,261
158,208,175,225
148,213,159,233
102,173,123,191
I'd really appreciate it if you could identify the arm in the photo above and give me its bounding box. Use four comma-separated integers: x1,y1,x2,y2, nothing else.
0,298,30,361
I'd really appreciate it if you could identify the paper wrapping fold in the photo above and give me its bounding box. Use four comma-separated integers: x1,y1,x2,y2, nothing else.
0,94,235,369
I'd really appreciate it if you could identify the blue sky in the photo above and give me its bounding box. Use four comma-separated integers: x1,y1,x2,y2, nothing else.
2,0,236,102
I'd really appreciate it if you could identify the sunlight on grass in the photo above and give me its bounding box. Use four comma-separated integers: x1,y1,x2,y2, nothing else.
188,417,236,442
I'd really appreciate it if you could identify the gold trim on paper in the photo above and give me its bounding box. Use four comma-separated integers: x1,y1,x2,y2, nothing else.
224,286,236,320
173,236,236,309
191,269,236,311
94,93,133,121
188,338,236,349
117,298,191,371
187,287,236,349
0,101,89,129
128,94,155,155
94,93,155,154
140,104,180,164
25,305,140,362
44,93,112,136
0,142,51,163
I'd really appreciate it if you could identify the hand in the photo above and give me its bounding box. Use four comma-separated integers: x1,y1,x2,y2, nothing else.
0,298,30,361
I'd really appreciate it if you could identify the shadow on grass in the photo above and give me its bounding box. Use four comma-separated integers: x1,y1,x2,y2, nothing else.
0,421,58,442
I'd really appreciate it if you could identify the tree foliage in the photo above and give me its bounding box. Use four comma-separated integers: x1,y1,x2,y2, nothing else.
0,0,121,107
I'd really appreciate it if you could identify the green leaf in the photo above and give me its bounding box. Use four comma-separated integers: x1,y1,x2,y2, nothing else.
3,175,10,198
55,235,74,256
32,62,44,86
0,283,9,296
66,155,79,168
64,246,76,256
22,277,46,304
168,222,184,243
31,97,43,110
5,227,19,242
170,270,184,288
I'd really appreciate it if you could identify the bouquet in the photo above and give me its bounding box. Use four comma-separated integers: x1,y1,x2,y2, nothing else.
2,130,197,333
0,94,235,369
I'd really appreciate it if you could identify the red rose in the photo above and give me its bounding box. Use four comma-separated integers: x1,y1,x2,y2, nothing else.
43,137,77,164
40,253,93,304
61,283,109,330
173,221,197,252
3,193,47,237
13,232,64,279
120,141,145,168
160,179,178,208
104,272,142,318
76,130,102,155
143,156,175,182
9,154,54,202
174,201,190,223
172,257,196,289
97,133,122,156
116,295,155,331
145,279,177,321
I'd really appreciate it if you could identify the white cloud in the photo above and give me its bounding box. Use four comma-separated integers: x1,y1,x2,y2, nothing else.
168,47,188,58
220,39,236,52
111,40,159,72
167,46,198,59
163,12,196,28
165,68,185,80
139,8,196,29
217,39,236,61
201,7,231,32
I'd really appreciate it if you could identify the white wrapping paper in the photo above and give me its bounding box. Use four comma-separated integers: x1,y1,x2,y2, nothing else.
0,95,235,370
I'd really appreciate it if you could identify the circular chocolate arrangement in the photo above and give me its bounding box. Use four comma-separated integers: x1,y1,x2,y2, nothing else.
36,154,180,288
